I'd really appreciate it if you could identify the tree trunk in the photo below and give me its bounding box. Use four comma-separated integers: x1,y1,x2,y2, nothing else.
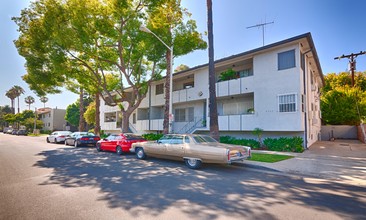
17,97,20,113
94,92,101,136
79,88,85,132
121,111,130,133
207,0,219,141
163,50,172,134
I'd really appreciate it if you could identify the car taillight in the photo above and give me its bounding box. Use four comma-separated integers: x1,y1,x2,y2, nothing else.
59,136,65,138
81,137,89,141
226,149,230,161
94,137,100,141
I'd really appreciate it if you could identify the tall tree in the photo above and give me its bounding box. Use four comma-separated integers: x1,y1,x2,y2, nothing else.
14,0,206,134
12,85,25,113
40,96,48,108
206,0,219,140
24,95,35,110
5,88,17,114
145,0,207,133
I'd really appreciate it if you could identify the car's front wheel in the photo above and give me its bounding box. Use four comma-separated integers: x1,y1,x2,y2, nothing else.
185,158,202,169
135,147,146,160
46,138,50,143
116,146,123,155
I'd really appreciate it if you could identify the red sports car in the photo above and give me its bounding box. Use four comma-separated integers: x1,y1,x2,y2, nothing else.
96,133,147,155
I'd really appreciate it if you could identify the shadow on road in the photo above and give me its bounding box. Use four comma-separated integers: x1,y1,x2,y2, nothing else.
34,147,366,219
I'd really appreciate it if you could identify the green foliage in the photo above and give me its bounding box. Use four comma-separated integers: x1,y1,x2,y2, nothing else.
321,71,366,125
220,136,304,152
23,118,43,131
218,68,237,81
220,136,260,149
142,133,164,140
84,101,96,126
263,137,304,153
65,102,80,127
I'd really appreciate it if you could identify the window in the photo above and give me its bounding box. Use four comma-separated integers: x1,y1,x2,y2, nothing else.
133,113,136,124
238,69,253,78
279,94,297,112
278,49,295,70
175,107,194,122
156,83,164,95
183,81,194,89
175,108,185,122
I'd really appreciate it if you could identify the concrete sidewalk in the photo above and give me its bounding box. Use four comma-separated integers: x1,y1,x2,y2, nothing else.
244,140,366,186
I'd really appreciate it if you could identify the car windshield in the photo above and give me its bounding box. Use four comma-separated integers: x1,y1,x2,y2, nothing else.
192,135,218,144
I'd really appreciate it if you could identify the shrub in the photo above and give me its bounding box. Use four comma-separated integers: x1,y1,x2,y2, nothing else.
142,133,163,140
263,137,304,153
220,136,260,149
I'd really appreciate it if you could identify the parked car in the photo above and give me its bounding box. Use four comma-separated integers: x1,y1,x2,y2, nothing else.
46,131,72,144
16,129,27,136
5,127,13,134
11,129,18,135
130,134,252,169
96,133,147,155
65,132,100,147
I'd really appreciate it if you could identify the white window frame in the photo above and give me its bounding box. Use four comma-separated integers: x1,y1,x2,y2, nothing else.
278,93,297,113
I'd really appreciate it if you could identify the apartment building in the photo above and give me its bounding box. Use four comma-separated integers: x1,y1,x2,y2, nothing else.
37,107,68,131
100,32,323,148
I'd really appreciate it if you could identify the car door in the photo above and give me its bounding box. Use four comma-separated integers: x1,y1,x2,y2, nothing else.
145,136,170,155
52,132,58,142
165,135,185,157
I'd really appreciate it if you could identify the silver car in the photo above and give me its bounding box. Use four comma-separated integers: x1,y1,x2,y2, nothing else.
46,131,72,144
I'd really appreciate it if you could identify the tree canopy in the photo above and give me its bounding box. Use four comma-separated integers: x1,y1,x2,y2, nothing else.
14,0,207,133
321,71,366,125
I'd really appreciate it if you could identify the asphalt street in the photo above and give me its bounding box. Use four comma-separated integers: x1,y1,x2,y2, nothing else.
0,133,365,220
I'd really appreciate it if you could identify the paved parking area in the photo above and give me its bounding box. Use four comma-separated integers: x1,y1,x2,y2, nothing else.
246,140,366,186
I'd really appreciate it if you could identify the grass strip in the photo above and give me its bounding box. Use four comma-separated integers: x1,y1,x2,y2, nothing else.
249,153,294,163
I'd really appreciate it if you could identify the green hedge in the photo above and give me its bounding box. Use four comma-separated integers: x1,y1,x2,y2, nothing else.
142,133,163,140
220,136,304,153
263,137,304,153
220,136,260,149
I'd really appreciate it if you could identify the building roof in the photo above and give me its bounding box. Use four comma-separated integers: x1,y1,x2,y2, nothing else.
173,32,324,84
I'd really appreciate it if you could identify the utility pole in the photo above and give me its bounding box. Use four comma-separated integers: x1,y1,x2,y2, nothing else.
247,21,274,46
334,51,366,86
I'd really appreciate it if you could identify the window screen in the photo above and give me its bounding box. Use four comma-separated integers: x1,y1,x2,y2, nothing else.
278,50,295,70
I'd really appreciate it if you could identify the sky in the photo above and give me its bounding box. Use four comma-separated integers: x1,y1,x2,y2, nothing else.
1,0,366,112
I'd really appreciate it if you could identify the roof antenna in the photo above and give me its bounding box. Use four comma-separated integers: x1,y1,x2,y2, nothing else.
247,20,274,46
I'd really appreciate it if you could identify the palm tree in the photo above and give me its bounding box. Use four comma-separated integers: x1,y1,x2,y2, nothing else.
25,96,35,110
12,85,25,113
5,88,17,114
40,96,48,108
207,0,219,140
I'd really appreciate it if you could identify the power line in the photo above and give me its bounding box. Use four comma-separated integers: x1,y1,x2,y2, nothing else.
334,51,366,86
247,21,274,46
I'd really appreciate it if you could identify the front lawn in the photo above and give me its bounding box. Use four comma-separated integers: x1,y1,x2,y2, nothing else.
249,153,294,163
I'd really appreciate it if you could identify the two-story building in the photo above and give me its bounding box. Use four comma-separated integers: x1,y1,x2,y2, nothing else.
100,32,323,148
37,107,68,131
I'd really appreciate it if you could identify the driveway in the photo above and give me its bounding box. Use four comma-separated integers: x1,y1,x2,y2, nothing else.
246,140,366,186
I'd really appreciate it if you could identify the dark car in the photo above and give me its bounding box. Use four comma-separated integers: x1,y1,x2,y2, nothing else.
65,132,101,147
96,133,146,155
16,130,27,136
11,129,18,135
